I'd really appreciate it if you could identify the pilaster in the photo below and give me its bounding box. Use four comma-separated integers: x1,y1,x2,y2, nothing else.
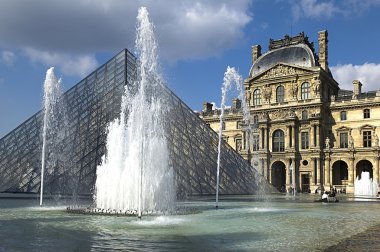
324,157,331,186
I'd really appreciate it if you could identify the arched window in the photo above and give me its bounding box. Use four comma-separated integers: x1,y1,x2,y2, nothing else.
276,85,285,103
302,110,308,120
221,121,226,130
272,129,285,152
253,89,261,105
253,115,259,125
364,109,370,119
301,82,310,100
340,111,347,121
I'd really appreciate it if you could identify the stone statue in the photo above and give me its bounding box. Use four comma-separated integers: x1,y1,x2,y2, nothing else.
263,85,272,101
349,135,354,149
288,109,297,118
374,133,379,147
236,139,242,151
325,137,330,149
291,82,298,98
313,79,321,95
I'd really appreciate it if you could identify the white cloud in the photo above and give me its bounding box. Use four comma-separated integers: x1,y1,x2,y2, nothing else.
25,48,98,78
331,63,380,91
260,22,269,30
290,0,380,20
0,0,252,63
0,50,16,67
291,0,340,21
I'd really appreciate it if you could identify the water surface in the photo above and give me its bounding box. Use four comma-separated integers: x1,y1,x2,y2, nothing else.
1,195,379,251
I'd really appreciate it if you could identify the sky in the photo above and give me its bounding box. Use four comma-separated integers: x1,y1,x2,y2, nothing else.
1,0,380,138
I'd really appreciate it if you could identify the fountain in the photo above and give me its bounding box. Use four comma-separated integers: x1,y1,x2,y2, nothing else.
354,171,379,198
3,6,380,252
94,7,175,217
40,67,63,206
216,67,250,208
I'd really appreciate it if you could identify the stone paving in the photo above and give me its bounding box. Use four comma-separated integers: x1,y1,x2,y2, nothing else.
325,224,380,251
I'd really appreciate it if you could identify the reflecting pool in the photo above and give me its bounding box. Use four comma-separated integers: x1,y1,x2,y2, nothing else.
1,194,379,251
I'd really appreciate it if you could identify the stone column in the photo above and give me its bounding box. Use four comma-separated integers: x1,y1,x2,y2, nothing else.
287,125,292,148
316,125,320,147
324,157,330,185
314,158,321,186
374,157,379,185
286,158,291,188
261,127,266,150
243,131,246,150
378,156,380,185
291,158,296,192
348,157,354,186
311,125,315,147
263,158,268,179
293,125,297,150
264,127,268,150
261,158,265,177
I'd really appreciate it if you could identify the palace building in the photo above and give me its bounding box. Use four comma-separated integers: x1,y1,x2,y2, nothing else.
200,30,380,194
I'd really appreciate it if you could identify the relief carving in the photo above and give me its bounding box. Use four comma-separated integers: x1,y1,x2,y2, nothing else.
288,109,297,118
289,81,298,99
312,78,321,95
262,84,272,101
259,65,304,80
374,132,379,147
259,111,268,121
270,109,297,120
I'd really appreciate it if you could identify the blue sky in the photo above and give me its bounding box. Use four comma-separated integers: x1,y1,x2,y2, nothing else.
1,0,380,138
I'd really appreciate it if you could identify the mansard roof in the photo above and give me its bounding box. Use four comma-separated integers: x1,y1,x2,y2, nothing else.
249,43,316,78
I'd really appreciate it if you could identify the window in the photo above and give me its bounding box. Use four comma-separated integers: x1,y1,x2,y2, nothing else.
253,89,261,105
236,121,241,129
252,134,259,151
253,115,259,125
221,121,226,130
301,131,309,149
236,139,242,151
340,132,348,148
276,85,285,103
364,109,370,119
272,129,285,152
302,110,308,120
363,131,372,147
301,82,310,100
340,111,347,121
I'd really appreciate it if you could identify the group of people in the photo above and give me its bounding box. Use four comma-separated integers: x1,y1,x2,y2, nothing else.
321,187,338,203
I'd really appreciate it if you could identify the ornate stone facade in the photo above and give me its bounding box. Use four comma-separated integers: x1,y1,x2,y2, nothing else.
199,30,380,194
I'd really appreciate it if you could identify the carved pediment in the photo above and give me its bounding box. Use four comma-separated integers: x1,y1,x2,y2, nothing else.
254,64,311,80
359,124,376,134
335,126,352,135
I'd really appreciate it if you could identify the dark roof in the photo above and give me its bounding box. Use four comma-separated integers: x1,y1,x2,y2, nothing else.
249,44,316,77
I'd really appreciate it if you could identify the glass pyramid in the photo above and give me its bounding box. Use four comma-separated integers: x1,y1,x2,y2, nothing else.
0,49,272,198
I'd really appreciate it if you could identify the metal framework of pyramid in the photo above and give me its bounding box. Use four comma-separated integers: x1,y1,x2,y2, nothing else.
0,49,272,198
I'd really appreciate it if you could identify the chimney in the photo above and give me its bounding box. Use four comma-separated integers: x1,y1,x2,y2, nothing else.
232,98,241,109
318,30,328,71
203,102,213,112
252,45,262,64
353,80,362,96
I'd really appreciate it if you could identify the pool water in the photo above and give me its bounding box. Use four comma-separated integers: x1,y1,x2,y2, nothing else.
1,194,379,251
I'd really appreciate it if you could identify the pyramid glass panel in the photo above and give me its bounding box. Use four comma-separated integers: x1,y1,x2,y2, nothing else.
0,49,271,197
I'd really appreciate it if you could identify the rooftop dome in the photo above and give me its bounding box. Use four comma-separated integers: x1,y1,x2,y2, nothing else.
249,43,316,78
